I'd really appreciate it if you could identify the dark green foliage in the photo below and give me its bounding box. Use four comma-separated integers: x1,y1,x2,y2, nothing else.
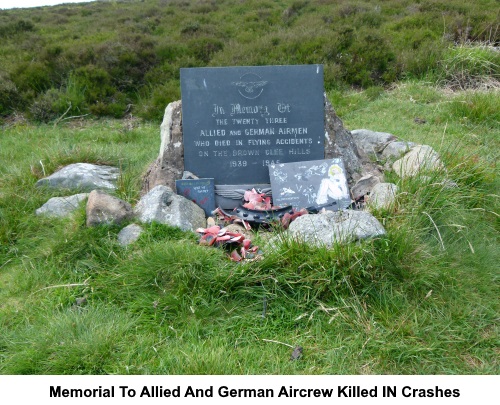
12,61,53,94
188,37,224,63
0,0,498,121
339,31,398,87
73,65,114,102
0,72,22,116
86,34,158,92
88,95,128,119
136,80,181,121
0,18,35,38
29,89,67,122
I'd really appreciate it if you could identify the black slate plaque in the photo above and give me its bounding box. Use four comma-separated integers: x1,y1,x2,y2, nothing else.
269,158,351,210
180,65,325,185
175,178,215,217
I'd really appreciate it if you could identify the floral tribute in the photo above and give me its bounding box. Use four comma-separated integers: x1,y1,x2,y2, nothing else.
196,189,308,261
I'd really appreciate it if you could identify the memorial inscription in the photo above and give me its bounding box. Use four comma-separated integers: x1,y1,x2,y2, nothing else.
180,65,325,187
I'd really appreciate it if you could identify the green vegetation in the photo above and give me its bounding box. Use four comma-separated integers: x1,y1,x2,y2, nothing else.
0,0,498,122
0,0,498,375
1,81,498,374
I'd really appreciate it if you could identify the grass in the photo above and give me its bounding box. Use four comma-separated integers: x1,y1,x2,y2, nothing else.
438,43,500,90
0,80,498,374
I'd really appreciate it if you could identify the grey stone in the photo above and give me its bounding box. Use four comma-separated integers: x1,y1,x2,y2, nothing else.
393,145,443,178
135,185,206,231
118,224,143,247
36,163,119,191
380,141,416,160
142,101,184,193
182,171,199,180
86,190,133,227
35,193,88,218
367,183,398,210
324,96,367,187
351,174,381,200
351,129,396,158
159,100,183,163
74,297,87,306
287,209,386,247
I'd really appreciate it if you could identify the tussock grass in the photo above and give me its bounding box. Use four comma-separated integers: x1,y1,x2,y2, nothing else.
437,43,500,90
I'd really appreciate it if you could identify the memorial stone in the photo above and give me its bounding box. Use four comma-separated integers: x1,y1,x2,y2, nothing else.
180,65,325,208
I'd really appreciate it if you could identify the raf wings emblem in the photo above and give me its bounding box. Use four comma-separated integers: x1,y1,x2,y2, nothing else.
232,72,268,99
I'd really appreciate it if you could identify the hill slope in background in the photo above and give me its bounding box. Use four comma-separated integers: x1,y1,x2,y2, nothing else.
0,0,498,121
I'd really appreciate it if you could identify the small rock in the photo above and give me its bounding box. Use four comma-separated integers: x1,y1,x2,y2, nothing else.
182,171,199,180
75,297,87,307
351,174,381,200
135,185,206,231
117,224,143,247
393,145,443,178
86,190,133,227
36,163,119,191
72,296,88,310
367,183,398,210
287,210,386,247
35,193,88,218
290,346,303,360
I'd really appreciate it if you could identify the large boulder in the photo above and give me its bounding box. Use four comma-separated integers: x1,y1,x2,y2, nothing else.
287,209,386,247
36,163,119,191
86,190,133,227
135,185,206,231
35,193,88,218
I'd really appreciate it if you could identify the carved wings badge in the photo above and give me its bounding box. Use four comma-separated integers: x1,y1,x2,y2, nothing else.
231,73,268,99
